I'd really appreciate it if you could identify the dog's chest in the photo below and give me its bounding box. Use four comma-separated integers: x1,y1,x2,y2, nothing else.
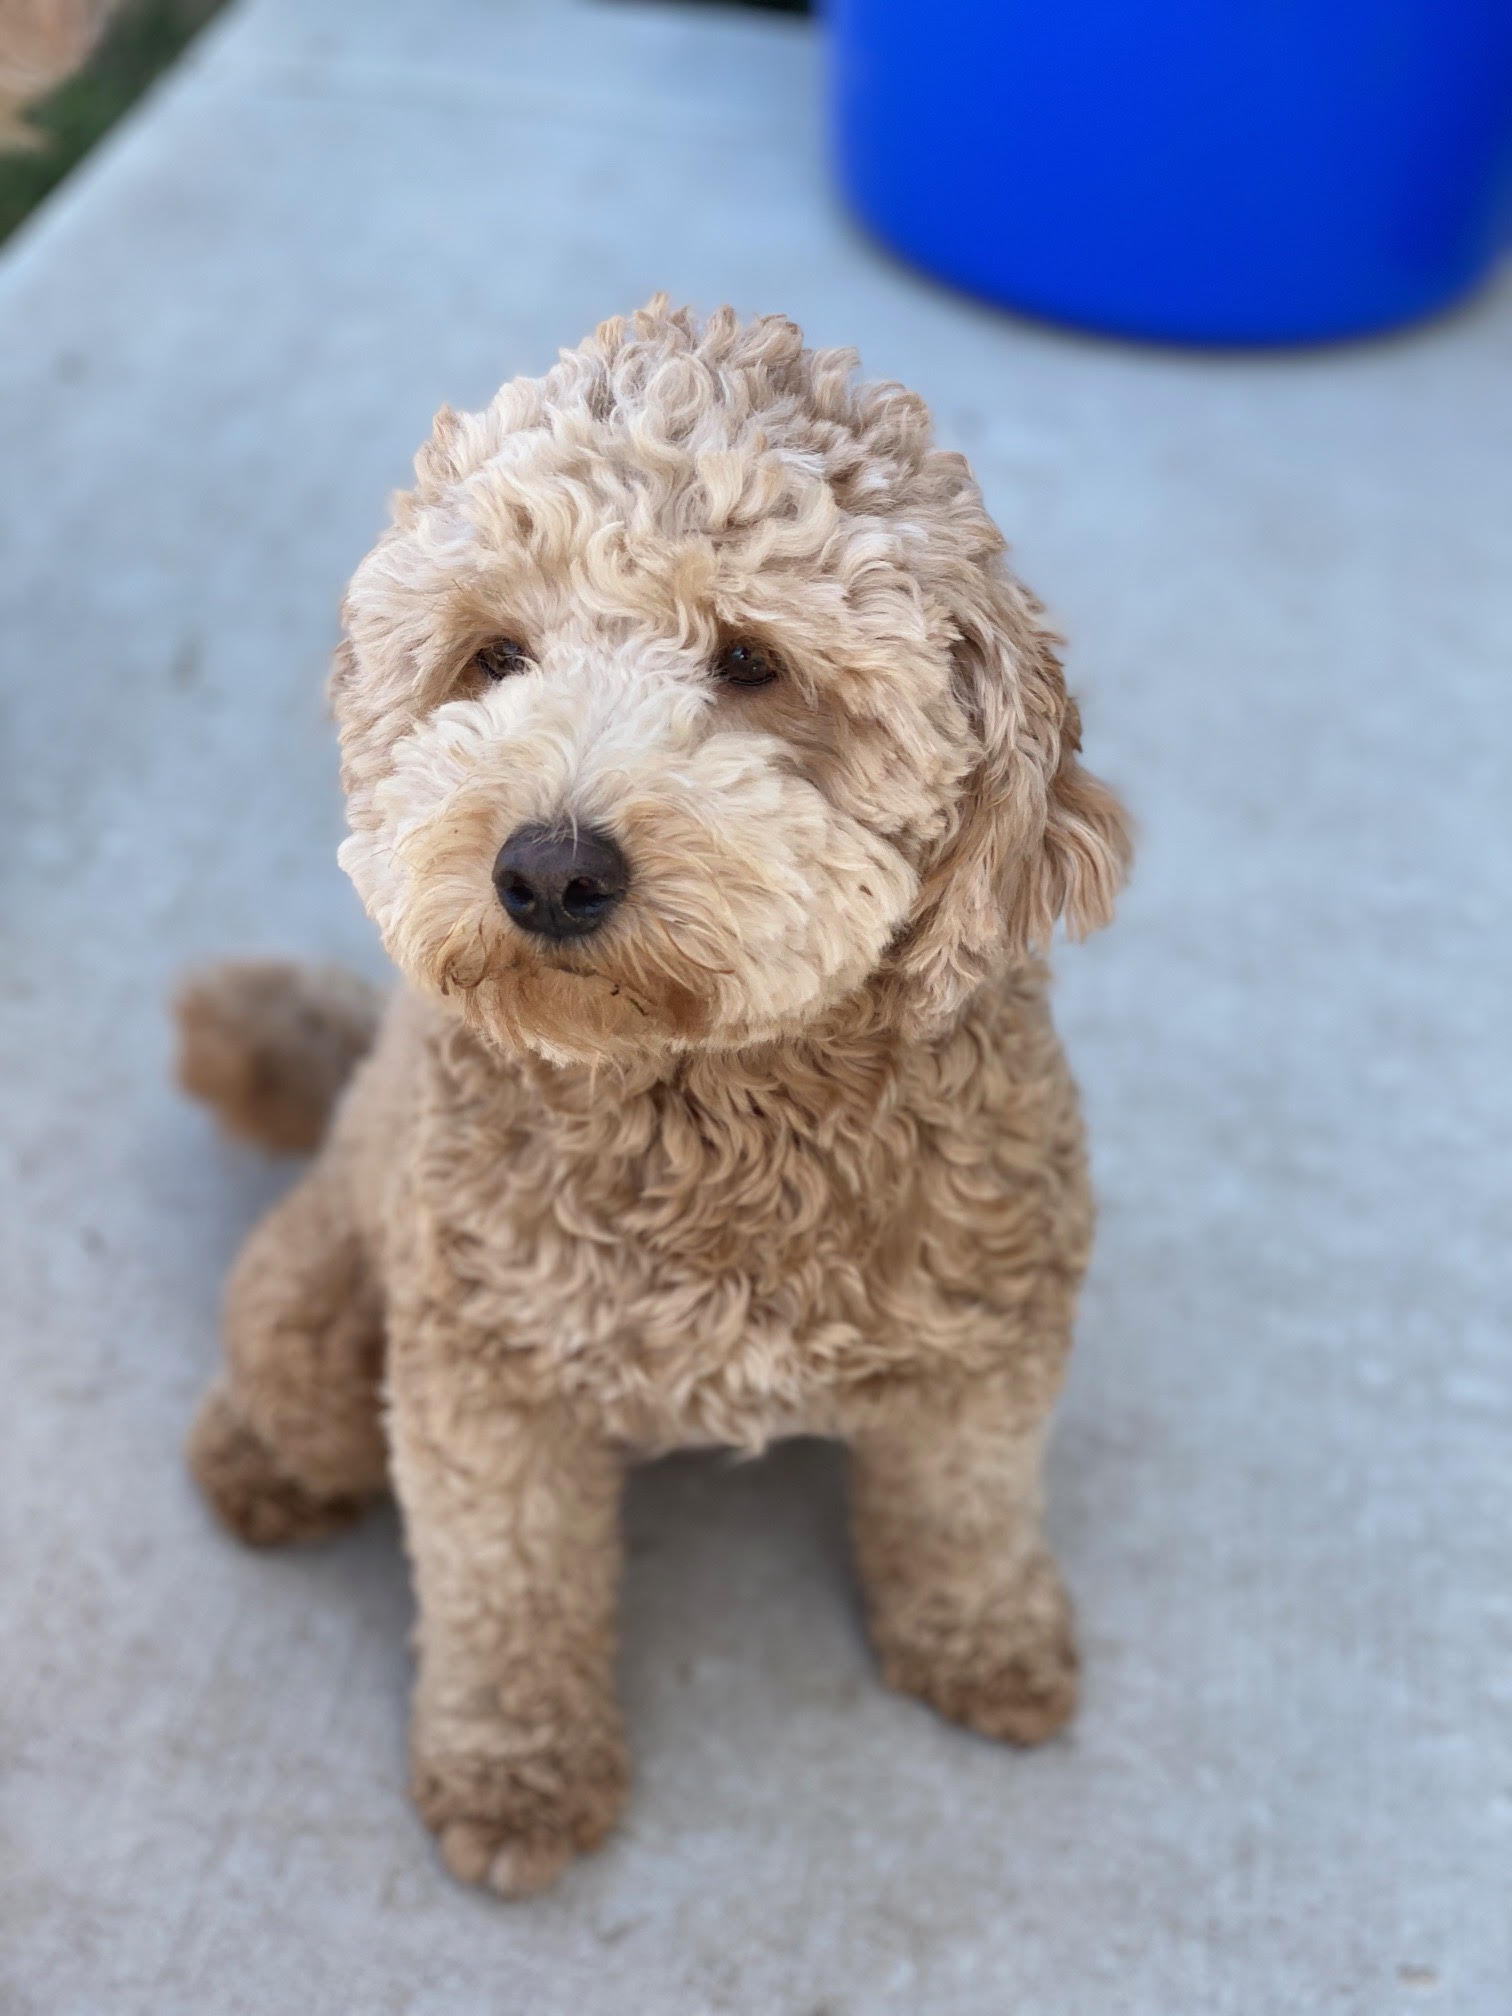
408,1037,937,1437
398,997,1083,1446
437,1062,908,1285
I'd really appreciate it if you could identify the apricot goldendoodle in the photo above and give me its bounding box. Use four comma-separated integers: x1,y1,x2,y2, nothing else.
177,299,1131,1898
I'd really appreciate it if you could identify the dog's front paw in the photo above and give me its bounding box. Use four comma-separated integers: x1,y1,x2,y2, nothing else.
412,1722,630,1899
873,1552,1080,1747
188,1381,367,1547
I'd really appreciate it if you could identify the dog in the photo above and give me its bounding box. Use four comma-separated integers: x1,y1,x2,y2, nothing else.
177,298,1131,1898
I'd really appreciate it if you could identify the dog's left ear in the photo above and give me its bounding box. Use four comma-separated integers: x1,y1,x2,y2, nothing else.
895,570,1132,1027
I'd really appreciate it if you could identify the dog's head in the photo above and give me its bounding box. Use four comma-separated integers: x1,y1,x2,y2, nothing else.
335,301,1129,1065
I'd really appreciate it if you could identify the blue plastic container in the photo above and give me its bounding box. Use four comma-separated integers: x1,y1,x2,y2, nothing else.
829,0,1512,345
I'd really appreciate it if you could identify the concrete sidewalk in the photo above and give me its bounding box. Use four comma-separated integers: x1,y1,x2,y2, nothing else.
2,1,1508,2009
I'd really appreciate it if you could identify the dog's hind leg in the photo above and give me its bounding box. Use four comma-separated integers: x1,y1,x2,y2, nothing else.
188,1154,388,1547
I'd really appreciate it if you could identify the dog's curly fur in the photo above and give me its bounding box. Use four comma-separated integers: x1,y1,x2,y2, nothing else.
178,299,1131,1898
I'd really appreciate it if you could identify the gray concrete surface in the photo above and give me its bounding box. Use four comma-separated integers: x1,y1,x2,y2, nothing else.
2,1,1509,2009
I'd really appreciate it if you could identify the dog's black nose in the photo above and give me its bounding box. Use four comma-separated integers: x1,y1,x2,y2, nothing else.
492,823,629,939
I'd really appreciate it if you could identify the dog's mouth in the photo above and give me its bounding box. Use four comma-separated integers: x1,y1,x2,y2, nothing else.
499,941,662,1028
538,956,653,1022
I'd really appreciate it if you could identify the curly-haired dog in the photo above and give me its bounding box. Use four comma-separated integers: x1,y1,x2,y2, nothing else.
178,299,1131,1898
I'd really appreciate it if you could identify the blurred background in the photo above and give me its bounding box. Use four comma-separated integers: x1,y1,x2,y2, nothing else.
1,2,1508,2012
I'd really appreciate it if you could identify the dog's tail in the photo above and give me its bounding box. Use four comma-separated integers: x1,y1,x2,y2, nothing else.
174,960,383,1154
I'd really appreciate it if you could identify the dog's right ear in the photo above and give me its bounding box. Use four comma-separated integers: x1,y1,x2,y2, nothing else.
893,569,1131,1030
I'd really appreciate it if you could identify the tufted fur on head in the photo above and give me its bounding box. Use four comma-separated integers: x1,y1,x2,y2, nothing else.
333,297,1129,1064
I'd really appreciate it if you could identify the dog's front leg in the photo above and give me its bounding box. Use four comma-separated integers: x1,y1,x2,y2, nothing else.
388,1328,629,1899
846,1369,1079,1746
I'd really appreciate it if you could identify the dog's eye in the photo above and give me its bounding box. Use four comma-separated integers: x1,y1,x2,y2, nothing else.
473,638,533,681
713,640,780,689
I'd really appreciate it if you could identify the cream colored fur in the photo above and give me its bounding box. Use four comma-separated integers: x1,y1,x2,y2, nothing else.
179,299,1131,1897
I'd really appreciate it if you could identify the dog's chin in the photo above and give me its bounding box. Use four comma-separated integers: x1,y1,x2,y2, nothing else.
419,955,707,1068
417,949,868,1069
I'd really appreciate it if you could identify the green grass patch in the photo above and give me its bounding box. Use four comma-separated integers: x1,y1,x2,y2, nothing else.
0,0,225,247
